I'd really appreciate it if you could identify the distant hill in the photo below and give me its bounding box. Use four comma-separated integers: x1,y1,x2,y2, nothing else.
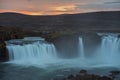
0,11,120,31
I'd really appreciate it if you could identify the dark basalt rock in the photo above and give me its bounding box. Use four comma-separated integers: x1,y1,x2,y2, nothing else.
0,42,9,61
63,70,113,80
79,69,87,75
100,76,113,80
109,71,120,79
67,74,74,80
110,71,120,75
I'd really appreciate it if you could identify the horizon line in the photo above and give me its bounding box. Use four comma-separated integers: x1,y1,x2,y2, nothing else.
0,10,119,16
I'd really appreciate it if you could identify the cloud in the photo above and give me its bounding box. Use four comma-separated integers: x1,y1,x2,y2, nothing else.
0,0,120,15
104,2,120,4
75,1,120,13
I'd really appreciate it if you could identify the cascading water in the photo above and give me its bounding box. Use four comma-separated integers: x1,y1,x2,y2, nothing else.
6,37,57,66
3,34,120,80
5,35,120,68
7,42,57,61
95,34,120,66
78,37,85,59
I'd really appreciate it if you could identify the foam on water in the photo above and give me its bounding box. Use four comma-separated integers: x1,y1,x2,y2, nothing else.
5,35,120,69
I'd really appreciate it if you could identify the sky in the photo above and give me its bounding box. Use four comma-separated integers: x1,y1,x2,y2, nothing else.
0,0,120,15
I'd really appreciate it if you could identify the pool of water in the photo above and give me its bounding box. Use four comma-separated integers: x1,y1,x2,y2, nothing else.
0,61,120,80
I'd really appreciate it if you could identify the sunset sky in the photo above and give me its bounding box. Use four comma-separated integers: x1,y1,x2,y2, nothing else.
0,0,120,15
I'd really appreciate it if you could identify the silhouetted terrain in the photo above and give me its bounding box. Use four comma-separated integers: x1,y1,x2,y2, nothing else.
0,11,120,61
0,11,120,32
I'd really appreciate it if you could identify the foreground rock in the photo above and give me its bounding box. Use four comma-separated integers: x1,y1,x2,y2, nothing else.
109,71,120,79
66,70,112,80
53,70,120,80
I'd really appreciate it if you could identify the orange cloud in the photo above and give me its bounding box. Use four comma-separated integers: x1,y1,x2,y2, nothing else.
0,0,88,15
0,5,77,15
54,5,76,12
0,10,44,15
0,0,120,16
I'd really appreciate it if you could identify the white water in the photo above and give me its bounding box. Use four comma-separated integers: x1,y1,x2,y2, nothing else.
6,35,120,68
5,37,91,68
95,34,120,66
6,38,58,67
7,42,57,61
78,37,85,59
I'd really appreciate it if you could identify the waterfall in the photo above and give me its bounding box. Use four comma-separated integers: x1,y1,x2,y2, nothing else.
78,37,85,59
96,34,120,66
6,37,57,65
5,35,120,68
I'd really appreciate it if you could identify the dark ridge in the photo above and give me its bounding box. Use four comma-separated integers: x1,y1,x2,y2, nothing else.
1,11,119,16
0,11,120,31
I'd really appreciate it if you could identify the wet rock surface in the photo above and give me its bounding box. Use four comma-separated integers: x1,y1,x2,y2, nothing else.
0,42,8,61
54,70,120,80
